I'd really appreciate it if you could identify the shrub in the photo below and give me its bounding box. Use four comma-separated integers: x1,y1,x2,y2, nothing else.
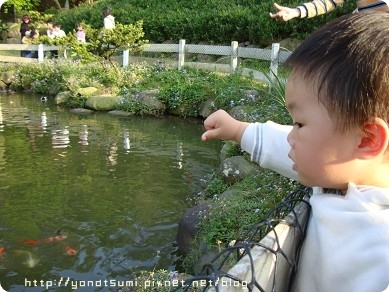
48,0,355,47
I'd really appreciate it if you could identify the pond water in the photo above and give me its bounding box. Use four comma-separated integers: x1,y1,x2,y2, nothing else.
0,93,222,291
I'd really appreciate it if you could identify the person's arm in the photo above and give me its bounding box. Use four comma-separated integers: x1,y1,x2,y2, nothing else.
21,36,30,44
201,109,249,143
241,122,297,180
269,3,301,21
270,0,345,21
297,0,345,18
202,110,297,180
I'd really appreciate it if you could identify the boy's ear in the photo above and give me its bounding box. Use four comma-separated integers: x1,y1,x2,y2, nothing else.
357,118,389,158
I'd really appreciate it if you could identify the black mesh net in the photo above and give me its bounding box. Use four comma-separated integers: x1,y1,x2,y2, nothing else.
174,186,312,292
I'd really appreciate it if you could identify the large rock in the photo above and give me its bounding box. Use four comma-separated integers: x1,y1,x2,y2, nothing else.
199,99,216,118
85,95,121,111
1,70,16,85
220,141,241,161
75,87,98,97
7,23,20,39
6,38,20,44
220,156,259,184
135,89,166,114
176,203,212,255
228,106,249,120
54,91,72,105
0,81,7,90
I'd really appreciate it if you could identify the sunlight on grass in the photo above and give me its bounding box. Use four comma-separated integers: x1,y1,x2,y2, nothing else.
0,50,19,57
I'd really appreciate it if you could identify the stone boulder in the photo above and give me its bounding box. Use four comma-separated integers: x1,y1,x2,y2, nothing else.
6,38,19,44
75,87,99,97
85,95,121,111
0,70,16,91
220,156,259,184
0,81,7,90
135,89,166,115
176,203,212,255
1,70,16,85
54,91,72,105
199,99,216,118
220,141,241,162
7,23,20,38
241,89,260,102
228,106,249,120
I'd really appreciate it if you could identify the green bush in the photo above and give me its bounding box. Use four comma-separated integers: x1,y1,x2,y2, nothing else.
47,0,355,47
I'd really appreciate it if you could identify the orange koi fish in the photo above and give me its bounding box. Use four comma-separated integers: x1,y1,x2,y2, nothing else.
0,247,5,256
65,246,77,256
21,235,68,246
20,239,38,246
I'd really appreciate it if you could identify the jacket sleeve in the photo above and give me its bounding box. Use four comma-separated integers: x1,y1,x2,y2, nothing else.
297,0,346,18
240,122,298,181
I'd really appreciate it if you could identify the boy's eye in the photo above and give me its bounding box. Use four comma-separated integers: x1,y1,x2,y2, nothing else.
293,122,303,128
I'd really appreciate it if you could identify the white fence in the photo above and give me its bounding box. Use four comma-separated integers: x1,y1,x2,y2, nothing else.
0,40,291,83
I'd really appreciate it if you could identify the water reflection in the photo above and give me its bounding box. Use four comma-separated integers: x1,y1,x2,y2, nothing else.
0,102,4,131
51,126,70,148
79,124,89,146
123,129,130,152
0,93,222,291
40,112,47,131
107,143,118,166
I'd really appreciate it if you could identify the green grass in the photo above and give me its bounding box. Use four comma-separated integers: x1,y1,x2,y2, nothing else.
0,50,19,57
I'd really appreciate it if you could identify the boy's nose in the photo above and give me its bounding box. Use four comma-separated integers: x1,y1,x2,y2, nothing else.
287,130,294,147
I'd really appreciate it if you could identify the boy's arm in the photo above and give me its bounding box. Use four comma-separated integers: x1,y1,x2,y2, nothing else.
202,110,297,180
241,122,298,181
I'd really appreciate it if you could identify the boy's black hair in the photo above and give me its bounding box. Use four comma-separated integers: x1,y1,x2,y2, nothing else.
285,12,389,131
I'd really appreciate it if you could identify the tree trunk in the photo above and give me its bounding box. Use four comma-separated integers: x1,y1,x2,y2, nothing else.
52,0,62,9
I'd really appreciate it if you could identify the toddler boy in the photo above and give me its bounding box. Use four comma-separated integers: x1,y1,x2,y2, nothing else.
201,12,389,291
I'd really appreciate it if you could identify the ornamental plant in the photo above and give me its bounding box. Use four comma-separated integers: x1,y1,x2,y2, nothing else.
39,21,148,73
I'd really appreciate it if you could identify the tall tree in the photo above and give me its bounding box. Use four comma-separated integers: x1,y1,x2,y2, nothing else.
51,0,70,10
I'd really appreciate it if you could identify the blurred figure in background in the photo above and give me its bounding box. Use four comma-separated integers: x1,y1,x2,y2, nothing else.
20,14,31,57
76,23,86,43
21,29,39,58
46,20,55,39
102,6,115,29
53,23,66,38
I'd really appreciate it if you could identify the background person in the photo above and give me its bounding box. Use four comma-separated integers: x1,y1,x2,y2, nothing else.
76,23,86,43
21,29,39,58
45,20,57,58
19,14,31,57
50,23,66,58
52,23,66,38
46,20,55,39
102,6,115,29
